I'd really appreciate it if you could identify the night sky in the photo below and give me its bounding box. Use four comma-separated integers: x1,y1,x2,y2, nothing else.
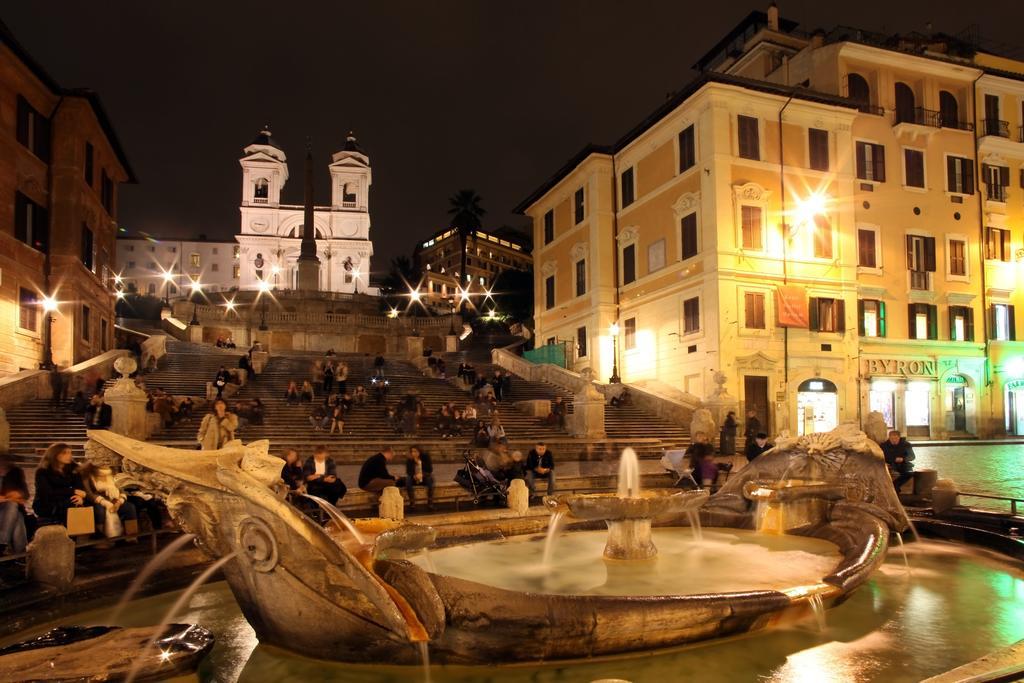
4,1,1019,273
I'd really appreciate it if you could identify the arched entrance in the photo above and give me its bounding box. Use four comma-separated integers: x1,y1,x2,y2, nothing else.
943,374,971,434
796,378,838,435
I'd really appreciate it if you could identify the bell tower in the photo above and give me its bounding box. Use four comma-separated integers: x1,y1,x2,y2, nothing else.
239,125,287,206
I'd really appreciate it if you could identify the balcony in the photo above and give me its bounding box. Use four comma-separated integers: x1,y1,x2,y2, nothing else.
982,119,1010,138
856,103,886,117
909,270,929,291
940,117,974,132
893,107,940,128
986,185,1008,203
253,197,269,204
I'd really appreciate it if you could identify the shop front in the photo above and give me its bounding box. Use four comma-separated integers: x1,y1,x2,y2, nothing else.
796,378,839,435
1005,379,1024,435
861,357,938,438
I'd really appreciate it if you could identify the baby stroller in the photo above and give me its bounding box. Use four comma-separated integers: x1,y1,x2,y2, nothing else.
660,449,699,489
454,450,509,506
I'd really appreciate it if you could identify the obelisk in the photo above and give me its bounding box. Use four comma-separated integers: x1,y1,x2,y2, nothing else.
296,142,321,291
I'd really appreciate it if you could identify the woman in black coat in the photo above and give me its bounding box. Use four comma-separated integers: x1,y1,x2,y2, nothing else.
33,442,88,524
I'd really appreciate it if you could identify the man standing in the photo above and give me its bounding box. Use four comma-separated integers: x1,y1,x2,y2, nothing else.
526,442,556,497
303,445,347,505
405,446,434,510
743,409,761,452
745,432,773,463
84,392,112,429
359,446,403,494
881,430,916,491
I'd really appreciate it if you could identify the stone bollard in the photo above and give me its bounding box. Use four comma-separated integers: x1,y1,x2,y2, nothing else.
913,469,939,499
26,525,75,591
445,334,458,352
507,479,530,516
570,384,606,438
932,478,960,515
379,486,405,521
103,356,150,441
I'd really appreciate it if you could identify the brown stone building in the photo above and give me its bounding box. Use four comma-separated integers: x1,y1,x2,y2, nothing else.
0,19,135,373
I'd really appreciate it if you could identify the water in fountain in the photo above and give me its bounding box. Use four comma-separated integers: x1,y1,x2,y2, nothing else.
419,548,437,574
617,447,641,498
807,594,827,632
105,533,196,624
302,494,366,544
417,641,432,683
893,532,910,574
124,552,238,683
686,509,703,541
542,511,568,568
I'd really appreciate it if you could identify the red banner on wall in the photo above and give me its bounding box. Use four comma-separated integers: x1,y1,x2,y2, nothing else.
776,285,808,328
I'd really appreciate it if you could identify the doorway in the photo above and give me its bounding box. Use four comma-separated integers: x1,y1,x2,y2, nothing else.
796,378,838,435
952,387,966,431
744,375,769,435
1005,381,1024,435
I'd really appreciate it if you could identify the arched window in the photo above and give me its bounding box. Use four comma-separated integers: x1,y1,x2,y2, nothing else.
797,378,837,393
287,226,325,239
342,182,357,205
847,73,870,109
253,178,269,201
939,91,959,128
894,82,916,124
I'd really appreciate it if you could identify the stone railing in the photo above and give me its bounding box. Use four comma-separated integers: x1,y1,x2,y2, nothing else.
161,316,190,341
186,303,457,331
0,349,132,412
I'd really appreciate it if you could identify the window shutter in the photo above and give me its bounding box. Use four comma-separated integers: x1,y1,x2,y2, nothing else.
989,306,997,340
928,304,938,340
964,163,975,195
16,97,29,144
908,303,918,339
1000,166,1010,187
34,204,49,254
856,144,867,179
857,300,865,336
809,298,819,331
965,307,974,342
1002,230,1010,261
878,301,886,337
14,195,27,243
905,235,914,269
1010,305,1017,341
924,237,936,272
36,115,51,163
949,306,957,340
873,146,886,182
981,163,992,180
946,157,956,192
836,299,846,333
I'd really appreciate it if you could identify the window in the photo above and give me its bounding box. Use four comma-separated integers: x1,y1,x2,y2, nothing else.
622,243,636,285
908,303,938,340
18,288,38,332
894,82,916,124
127,245,134,252
85,142,94,187
906,235,936,290
946,156,974,194
254,178,269,200
648,239,666,273
983,94,1004,136
809,297,845,333
624,318,636,350
858,299,886,337
127,261,135,269
744,292,766,329
678,125,696,172
949,239,967,276
233,245,240,259
574,187,585,224
147,283,156,295
856,142,886,182
577,326,588,358
81,224,94,271
190,253,201,268
992,304,1016,341
983,164,1010,202
847,73,871,110
986,227,1010,261
858,229,878,268
683,297,700,334
575,259,586,297
621,167,635,207
737,115,759,160
14,192,49,253
808,128,829,171
812,215,833,259
100,170,114,214
101,319,109,351
542,210,554,244
232,265,240,279
904,149,925,188
211,263,220,272
680,213,698,260
342,182,356,204
212,247,219,255
16,96,50,161
545,275,555,309
740,205,763,250
939,91,960,128
949,306,974,342
81,305,91,342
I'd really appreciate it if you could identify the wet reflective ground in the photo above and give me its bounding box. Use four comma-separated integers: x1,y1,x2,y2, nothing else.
5,540,1022,683
915,445,1024,508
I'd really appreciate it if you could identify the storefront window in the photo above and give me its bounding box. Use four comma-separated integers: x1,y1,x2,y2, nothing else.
796,378,838,435
1005,380,1024,435
905,381,931,432
869,379,897,428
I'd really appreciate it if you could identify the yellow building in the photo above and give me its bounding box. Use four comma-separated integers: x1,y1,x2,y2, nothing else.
518,6,1024,439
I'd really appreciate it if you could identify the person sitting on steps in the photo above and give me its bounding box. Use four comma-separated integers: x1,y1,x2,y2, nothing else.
303,445,347,506
358,446,404,494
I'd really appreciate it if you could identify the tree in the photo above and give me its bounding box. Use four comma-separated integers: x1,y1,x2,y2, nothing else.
490,268,534,326
447,189,486,289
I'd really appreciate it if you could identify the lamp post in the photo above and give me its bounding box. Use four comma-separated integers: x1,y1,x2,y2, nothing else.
353,268,361,295
609,321,621,384
188,279,202,326
39,294,58,370
448,295,457,335
257,278,270,331
161,270,175,308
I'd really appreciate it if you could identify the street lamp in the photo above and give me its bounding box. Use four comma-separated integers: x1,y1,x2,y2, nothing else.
161,269,175,307
353,268,361,295
39,294,58,370
609,322,621,384
188,279,202,326
448,295,457,335
257,278,271,331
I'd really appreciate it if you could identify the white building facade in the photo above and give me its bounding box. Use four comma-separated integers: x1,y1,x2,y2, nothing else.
116,237,240,297
236,129,376,294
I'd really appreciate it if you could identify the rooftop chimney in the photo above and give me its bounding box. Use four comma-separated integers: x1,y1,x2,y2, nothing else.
767,2,779,31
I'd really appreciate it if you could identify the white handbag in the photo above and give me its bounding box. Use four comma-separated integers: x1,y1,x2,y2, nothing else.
104,507,123,538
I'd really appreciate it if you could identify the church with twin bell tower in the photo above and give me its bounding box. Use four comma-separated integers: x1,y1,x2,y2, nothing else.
235,127,376,294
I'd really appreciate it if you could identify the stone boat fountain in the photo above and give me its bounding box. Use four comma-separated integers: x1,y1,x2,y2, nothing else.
81,423,905,665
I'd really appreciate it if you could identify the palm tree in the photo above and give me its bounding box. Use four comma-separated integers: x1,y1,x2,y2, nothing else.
447,189,486,290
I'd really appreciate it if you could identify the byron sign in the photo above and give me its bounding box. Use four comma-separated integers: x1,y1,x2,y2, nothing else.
862,358,937,378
